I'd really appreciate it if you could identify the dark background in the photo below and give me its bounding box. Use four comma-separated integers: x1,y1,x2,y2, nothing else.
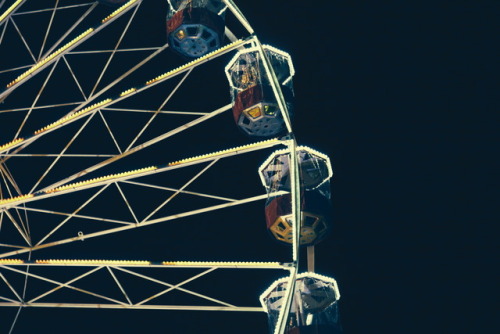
223,1,497,332
1,0,497,333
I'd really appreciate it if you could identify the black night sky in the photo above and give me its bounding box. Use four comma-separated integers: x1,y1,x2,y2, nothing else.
0,0,496,333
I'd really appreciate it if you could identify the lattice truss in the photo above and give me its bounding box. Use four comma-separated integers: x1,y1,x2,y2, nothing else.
0,0,299,318
0,260,291,310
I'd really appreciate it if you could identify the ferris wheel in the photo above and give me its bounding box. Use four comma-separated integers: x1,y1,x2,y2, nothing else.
0,1,342,333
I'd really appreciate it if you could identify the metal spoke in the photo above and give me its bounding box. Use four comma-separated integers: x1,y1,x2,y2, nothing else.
9,16,35,62
0,102,84,114
0,167,30,241
89,0,142,98
114,183,138,224
0,302,263,312
15,205,134,226
102,107,209,116
0,64,31,75
37,0,59,60
4,209,30,246
0,260,288,269
140,159,219,223
12,3,95,16
69,47,163,54
2,265,128,306
0,0,26,27
0,296,18,303
125,68,194,151
0,13,8,44
0,163,22,201
0,243,26,249
40,2,97,59
8,249,31,334
116,266,235,308
35,183,112,246
121,180,237,203
97,110,123,154
106,266,132,305
0,272,22,302
27,266,102,304
13,57,61,140
62,55,88,100
28,111,97,194
2,154,116,157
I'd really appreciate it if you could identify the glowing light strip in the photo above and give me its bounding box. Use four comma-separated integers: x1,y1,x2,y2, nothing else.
145,39,245,86
168,138,280,166
0,194,33,206
6,28,95,88
0,259,284,268
0,259,24,264
162,261,281,267
119,88,136,96
45,166,157,193
0,0,24,23
36,259,150,265
101,0,139,23
34,99,112,135
0,137,24,152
